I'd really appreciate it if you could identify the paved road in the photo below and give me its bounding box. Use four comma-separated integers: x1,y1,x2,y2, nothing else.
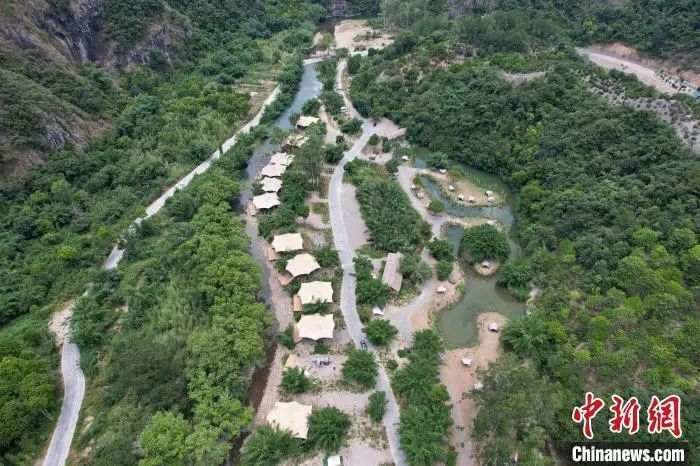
328,60,407,466
42,86,282,466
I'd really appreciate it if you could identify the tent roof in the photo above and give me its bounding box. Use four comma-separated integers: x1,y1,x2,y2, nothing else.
266,401,312,439
260,163,287,178
381,252,404,292
261,177,283,193
271,233,303,253
252,193,280,210
270,152,294,166
286,253,320,278
297,281,333,305
296,314,335,341
296,116,320,127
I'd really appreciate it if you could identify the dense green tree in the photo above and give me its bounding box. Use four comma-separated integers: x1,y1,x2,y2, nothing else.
342,349,378,388
460,225,510,262
280,367,312,394
140,411,191,466
366,391,388,423
363,319,399,347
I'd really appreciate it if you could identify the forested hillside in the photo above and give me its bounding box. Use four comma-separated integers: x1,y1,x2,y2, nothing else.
0,1,323,463
350,3,699,463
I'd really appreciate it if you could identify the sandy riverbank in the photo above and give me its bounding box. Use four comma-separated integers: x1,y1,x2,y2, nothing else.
442,312,508,465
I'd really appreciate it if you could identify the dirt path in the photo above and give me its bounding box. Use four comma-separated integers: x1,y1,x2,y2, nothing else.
442,312,508,466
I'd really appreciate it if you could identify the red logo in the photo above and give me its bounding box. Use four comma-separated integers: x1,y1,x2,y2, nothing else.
647,395,682,438
572,392,606,439
609,395,641,435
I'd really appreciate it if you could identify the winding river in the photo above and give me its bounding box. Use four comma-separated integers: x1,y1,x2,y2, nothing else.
414,157,526,346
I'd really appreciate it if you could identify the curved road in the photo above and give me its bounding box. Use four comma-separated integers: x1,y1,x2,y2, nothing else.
328,59,407,466
42,87,281,466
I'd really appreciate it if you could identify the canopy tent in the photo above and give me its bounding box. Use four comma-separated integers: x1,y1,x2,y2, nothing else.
260,163,287,178
270,152,294,166
261,177,283,193
286,253,320,278
295,314,335,341
381,252,404,292
297,281,333,305
271,233,303,253
266,401,312,439
252,193,280,210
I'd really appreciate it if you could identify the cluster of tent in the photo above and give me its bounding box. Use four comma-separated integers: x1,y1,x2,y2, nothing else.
250,152,294,213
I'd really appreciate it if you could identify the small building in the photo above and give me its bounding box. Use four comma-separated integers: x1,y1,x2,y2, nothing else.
461,358,473,367
286,253,321,278
295,314,335,342
381,252,404,292
473,382,484,391
488,322,499,332
481,261,491,269
439,168,447,174
261,177,283,193
252,193,280,211
457,194,465,201
296,115,320,129
485,190,494,197
270,152,294,166
468,196,476,203
271,233,304,253
266,401,313,439
401,155,409,161
372,306,385,316
436,285,447,294
260,163,287,178
297,281,334,305
328,455,342,466
448,185,455,191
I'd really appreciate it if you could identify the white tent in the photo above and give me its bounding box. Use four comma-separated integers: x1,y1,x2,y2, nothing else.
286,253,320,278
328,455,342,466
297,281,334,305
296,115,320,128
372,306,385,316
252,193,280,210
296,314,335,341
270,152,294,166
474,382,484,391
260,163,287,178
461,358,473,367
436,285,447,294
266,401,312,439
261,177,283,193
271,233,303,253
488,322,499,332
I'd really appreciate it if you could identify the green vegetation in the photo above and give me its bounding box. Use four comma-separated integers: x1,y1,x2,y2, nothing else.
435,260,453,281
393,330,453,465
344,159,430,253
281,367,312,394
428,239,455,262
340,117,362,134
354,256,391,308
400,252,432,287
460,225,510,262
241,426,304,466
363,319,399,347
427,199,445,214
342,349,379,389
350,7,700,461
306,407,351,453
498,259,534,301
366,390,388,423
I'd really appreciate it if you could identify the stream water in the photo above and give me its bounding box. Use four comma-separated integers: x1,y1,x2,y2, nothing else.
414,157,526,346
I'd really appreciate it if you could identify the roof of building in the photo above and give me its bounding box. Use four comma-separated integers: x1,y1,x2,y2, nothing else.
297,281,333,305
270,152,294,166
261,177,283,193
271,233,304,253
266,401,312,439
296,116,320,128
286,253,320,278
381,252,404,292
295,314,335,341
283,134,309,148
260,163,287,178
252,193,280,210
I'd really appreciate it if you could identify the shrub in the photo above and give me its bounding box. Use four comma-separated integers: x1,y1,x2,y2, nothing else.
322,91,343,115
363,319,398,347
382,139,392,153
280,367,311,394
366,391,388,423
386,359,399,371
436,260,453,281
306,407,351,453
342,349,378,388
460,224,510,262
340,118,362,134
314,343,329,354
302,300,330,314
498,259,534,301
400,253,432,286
428,239,454,261
427,200,445,214
242,426,303,466
301,98,320,115
279,325,295,349
368,134,380,145
314,245,340,267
